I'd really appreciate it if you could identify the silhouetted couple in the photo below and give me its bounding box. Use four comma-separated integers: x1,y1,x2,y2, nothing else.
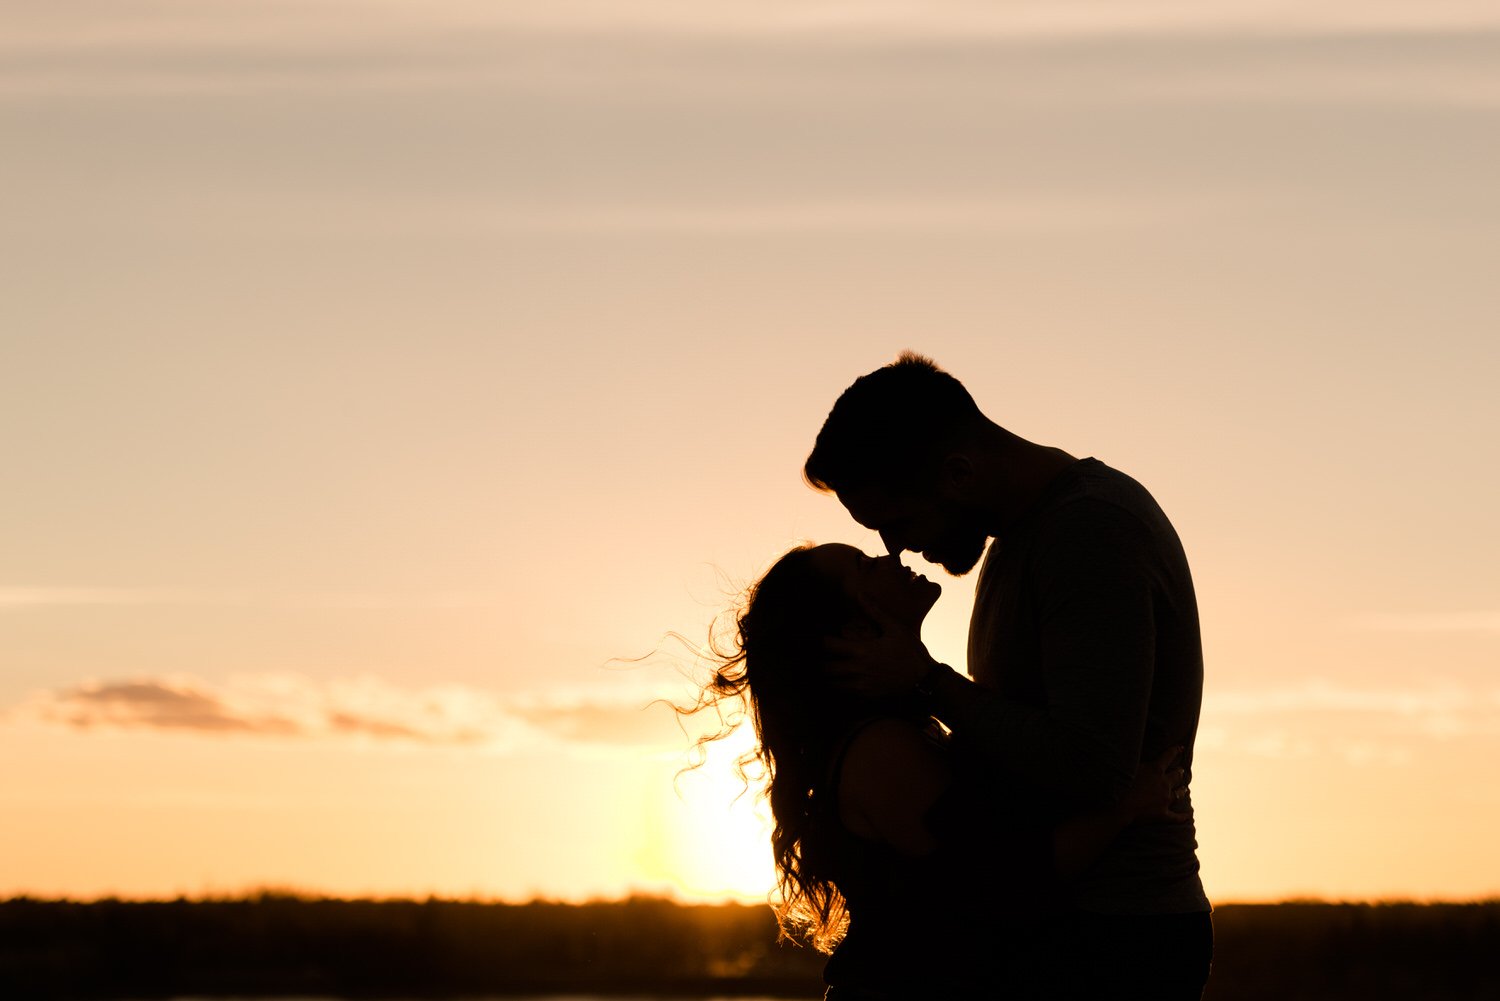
701,354,1211,999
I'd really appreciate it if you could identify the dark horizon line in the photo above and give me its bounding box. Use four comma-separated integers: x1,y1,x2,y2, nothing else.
6,890,1499,908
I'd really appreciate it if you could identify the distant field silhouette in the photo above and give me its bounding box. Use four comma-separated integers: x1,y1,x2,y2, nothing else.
2,895,1496,999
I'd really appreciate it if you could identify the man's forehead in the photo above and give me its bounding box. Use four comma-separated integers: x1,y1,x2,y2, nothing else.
835,484,910,529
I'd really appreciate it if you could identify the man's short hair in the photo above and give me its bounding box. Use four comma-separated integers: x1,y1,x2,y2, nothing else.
804,352,982,496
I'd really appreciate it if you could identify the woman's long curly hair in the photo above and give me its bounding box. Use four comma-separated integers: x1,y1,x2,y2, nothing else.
686,544,867,952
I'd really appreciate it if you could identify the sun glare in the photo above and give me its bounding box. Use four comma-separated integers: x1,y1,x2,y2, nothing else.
651,724,777,902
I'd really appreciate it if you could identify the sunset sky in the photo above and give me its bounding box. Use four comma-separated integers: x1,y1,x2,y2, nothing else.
3,1,1498,905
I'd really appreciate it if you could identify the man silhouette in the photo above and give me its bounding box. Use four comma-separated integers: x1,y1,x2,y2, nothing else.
806,353,1212,999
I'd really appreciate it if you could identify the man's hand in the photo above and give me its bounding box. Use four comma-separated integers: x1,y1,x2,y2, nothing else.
824,593,941,698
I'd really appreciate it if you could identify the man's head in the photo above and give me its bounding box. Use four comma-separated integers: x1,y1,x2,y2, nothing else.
804,352,993,575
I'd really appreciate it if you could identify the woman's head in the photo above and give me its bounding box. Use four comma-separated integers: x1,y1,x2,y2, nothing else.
802,543,942,637
733,543,939,739
693,542,939,950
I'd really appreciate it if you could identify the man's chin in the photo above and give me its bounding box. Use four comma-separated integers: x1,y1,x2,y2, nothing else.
935,544,985,577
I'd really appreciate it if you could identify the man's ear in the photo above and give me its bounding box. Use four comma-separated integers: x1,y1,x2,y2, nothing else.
935,453,976,499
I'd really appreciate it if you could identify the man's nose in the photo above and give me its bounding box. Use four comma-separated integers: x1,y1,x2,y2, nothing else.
879,530,904,557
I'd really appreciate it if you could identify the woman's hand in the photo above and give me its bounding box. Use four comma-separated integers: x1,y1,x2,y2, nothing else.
1052,745,1189,878
822,592,940,698
1122,745,1191,824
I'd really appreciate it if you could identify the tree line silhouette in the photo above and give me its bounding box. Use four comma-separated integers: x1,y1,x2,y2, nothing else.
2,894,1496,999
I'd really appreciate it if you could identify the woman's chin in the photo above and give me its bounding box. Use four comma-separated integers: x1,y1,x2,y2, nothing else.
918,577,942,611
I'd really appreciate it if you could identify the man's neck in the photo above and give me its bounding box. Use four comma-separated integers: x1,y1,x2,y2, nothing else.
982,432,1079,531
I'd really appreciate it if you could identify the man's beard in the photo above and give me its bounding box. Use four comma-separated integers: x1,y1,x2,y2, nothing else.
929,529,988,577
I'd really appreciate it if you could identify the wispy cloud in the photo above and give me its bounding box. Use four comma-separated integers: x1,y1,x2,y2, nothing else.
7,673,685,751
58,680,304,736
8,0,1500,51
1348,611,1500,633
0,587,510,611
1205,679,1483,716
5,4,1499,108
509,699,687,747
0,588,196,609
1200,679,1500,764
493,194,1233,237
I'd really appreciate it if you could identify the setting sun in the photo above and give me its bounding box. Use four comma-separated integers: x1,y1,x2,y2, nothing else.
650,725,778,903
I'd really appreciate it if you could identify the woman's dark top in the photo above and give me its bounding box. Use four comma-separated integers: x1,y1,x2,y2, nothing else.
815,718,1067,996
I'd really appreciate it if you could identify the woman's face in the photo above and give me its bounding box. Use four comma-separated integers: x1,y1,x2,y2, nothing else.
808,543,941,631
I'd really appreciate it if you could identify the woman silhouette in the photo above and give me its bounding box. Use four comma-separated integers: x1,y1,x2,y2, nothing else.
692,543,1186,998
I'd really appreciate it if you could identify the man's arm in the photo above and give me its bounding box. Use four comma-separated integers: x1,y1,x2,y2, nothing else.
839,721,1189,879
946,501,1158,806
833,501,1157,808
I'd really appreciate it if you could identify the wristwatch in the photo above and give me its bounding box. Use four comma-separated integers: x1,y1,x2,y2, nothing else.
913,661,950,700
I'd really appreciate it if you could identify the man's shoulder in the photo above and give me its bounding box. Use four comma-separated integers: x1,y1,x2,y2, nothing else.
1038,459,1160,530
1065,458,1153,500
